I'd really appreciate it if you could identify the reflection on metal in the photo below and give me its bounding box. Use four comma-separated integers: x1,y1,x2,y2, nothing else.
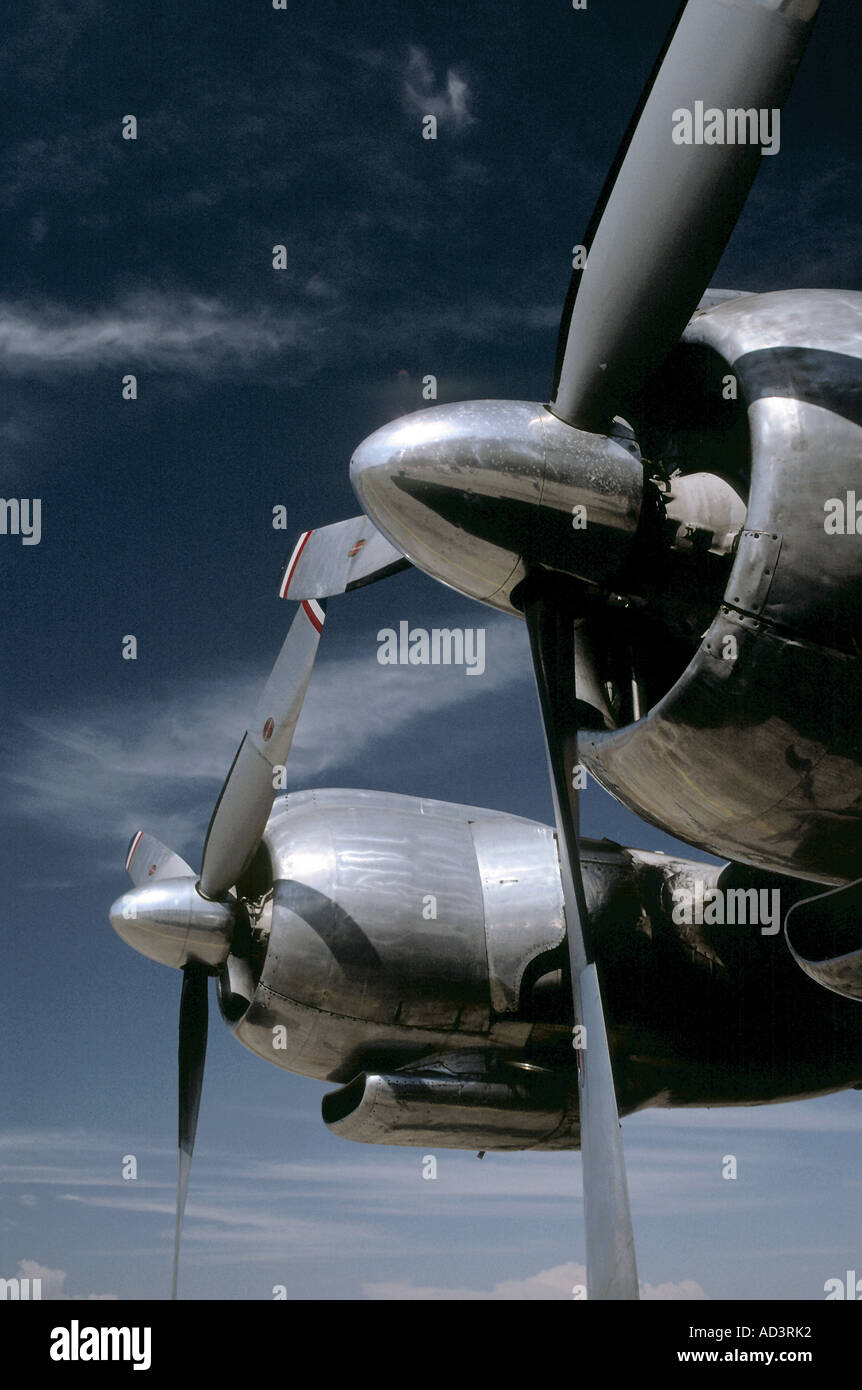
109,877,235,971
213,789,862,1150
322,1070,573,1150
585,290,862,886
785,879,862,1001
350,400,643,615
470,817,565,1015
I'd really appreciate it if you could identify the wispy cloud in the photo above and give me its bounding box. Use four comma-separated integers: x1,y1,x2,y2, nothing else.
0,292,321,377
3,613,531,861
402,46,475,131
0,286,559,381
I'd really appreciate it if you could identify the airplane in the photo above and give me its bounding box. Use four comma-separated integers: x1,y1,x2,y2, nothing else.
109,0,862,1300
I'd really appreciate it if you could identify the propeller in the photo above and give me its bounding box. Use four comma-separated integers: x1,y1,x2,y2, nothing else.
198,597,325,899
541,8,818,1287
552,0,821,430
278,515,410,601
111,593,327,1296
345,0,822,1302
110,519,408,1295
173,963,208,1301
524,578,638,1300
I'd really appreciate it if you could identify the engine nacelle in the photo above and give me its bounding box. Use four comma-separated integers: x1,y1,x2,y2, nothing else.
214,789,862,1149
584,290,862,886
218,788,567,1083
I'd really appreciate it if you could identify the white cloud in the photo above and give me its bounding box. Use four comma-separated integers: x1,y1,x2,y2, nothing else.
0,284,559,382
0,291,319,376
4,613,530,858
364,1262,707,1300
403,46,474,130
12,1260,116,1301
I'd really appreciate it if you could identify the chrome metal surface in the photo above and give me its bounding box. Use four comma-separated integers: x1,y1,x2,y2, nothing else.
109,877,234,971
785,880,862,1001
583,289,862,884
322,1070,572,1150
470,817,565,1015
350,400,643,615
215,790,862,1150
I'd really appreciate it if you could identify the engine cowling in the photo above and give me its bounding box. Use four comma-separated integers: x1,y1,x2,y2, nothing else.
582,290,862,886
217,788,567,1083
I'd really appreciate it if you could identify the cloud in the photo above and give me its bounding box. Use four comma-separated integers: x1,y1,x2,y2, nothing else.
4,613,530,859
0,285,559,384
0,292,320,377
364,1262,707,1300
11,1260,116,1301
402,46,474,130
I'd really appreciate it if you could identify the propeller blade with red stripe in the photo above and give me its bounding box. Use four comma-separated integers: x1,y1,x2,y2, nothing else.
198,598,326,899
279,516,409,601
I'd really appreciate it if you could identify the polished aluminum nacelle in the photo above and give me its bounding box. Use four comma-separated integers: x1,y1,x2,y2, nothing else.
215,789,862,1147
583,290,862,885
351,291,862,887
350,399,644,614
218,788,566,1084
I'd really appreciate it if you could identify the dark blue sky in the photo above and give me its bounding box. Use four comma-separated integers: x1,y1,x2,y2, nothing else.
1,0,860,1302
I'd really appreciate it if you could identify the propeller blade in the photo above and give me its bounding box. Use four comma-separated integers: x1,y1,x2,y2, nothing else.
524,582,638,1301
172,962,208,1301
125,831,194,886
552,0,821,429
279,517,410,600
198,598,325,900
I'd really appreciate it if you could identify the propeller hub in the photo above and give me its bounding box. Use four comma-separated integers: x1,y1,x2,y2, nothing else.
109,876,235,971
350,400,644,615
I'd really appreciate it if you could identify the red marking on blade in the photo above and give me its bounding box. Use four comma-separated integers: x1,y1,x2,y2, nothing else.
279,530,312,599
148,863,158,877
125,830,143,873
348,538,366,558
262,717,275,742
302,598,324,633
